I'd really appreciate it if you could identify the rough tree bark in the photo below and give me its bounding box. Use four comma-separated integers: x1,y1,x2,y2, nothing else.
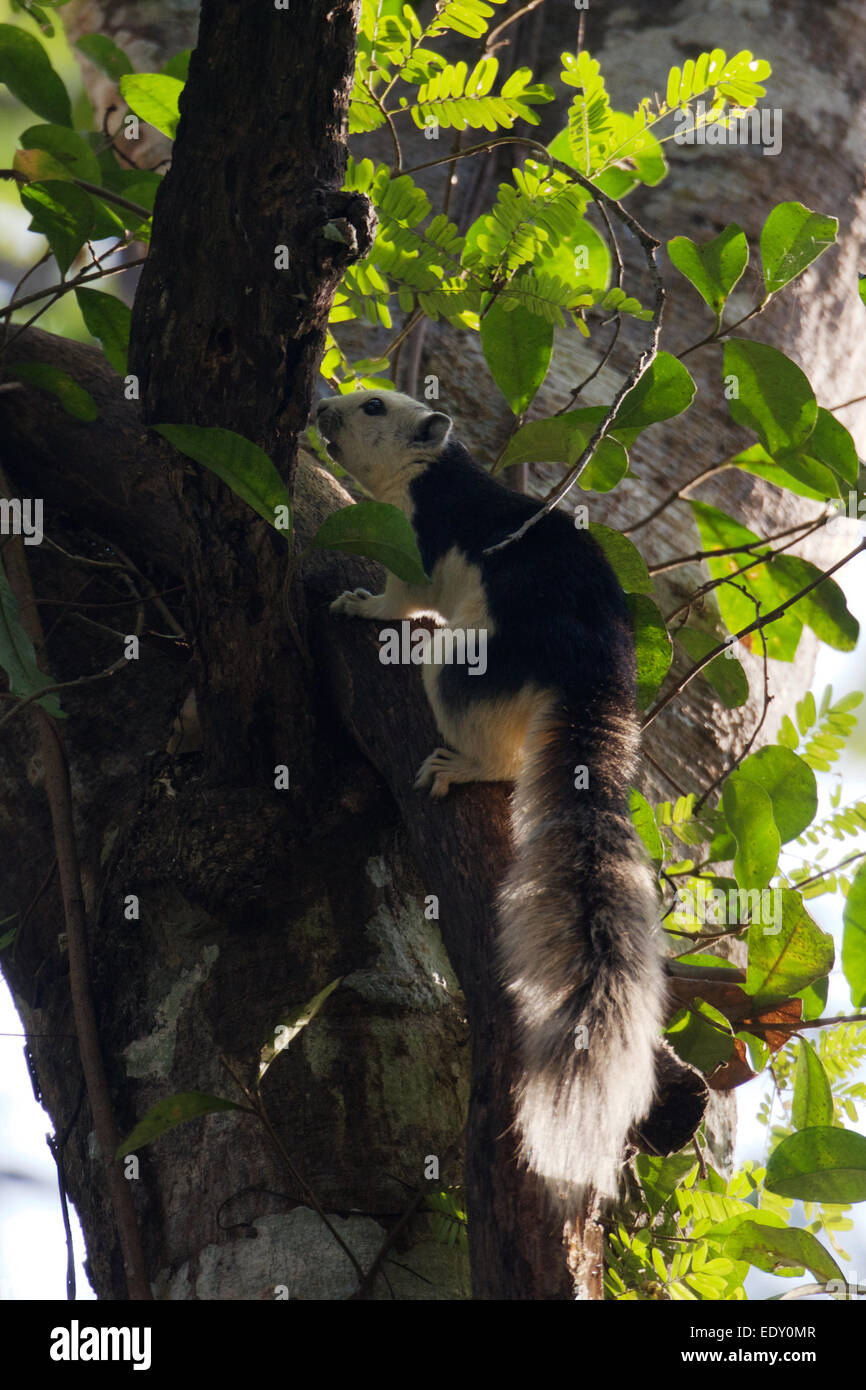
1,0,864,1301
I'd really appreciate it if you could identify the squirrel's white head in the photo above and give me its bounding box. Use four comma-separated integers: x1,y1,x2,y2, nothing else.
315,389,452,505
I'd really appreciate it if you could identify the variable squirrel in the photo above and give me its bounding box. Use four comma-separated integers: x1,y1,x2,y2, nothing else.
317,388,666,1207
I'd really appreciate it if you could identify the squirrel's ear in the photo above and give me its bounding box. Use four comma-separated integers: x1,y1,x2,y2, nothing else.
412,411,452,449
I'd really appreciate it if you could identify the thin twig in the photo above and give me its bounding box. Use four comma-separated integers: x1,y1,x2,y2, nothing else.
623,459,735,537
648,516,830,574
0,662,128,731
0,254,146,322
641,538,866,729
484,0,546,50
0,167,152,220
831,391,866,411
663,511,833,625
676,300,769,360
786,851,866,893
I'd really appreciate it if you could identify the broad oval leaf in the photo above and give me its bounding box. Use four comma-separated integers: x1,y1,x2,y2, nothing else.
258,976,343,1080
734,745,817,843
611,351,696,445
311,500,427,584
666,1001,735,1073
745,889,834,1005
162,49,192,83
117,1091,244,1158
765,1127,866,1203
807,408,859,487
155,424,291,535
723,1220,842,1282
630,788,664,861
0,22,71,125
722,774,780,888
75,33,134,82
769,553,859,653
842,859,866,1007
578,435,629,493
734,441,840,502
676,626,748,709
119,73,184,139
760,201,838,296
625,593,672,710
667,223,748,316
75,288,130,376
20,180,94,276
724,339,817,456
792,1038,834,1130
0,559,64,717
18,123,101,185
588,523,652,594
480,297,553,415
8,359,97,423
497,415,628,493
690,499,804,663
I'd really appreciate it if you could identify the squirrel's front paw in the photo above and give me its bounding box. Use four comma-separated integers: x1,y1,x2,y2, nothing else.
330,587,376,618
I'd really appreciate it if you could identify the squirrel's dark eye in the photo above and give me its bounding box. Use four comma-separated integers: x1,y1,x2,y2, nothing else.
362,398,386,416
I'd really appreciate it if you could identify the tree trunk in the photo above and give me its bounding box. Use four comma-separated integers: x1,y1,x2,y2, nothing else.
2,0,864,1301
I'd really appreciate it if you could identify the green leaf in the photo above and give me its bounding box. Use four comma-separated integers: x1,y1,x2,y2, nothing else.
760,201,838,295
792,1039,834,1130
258,976,343,1080
630,789,664,861
588,524,652,594
722,775,780,888
75,288,130,376
667,224,748,316
733,441,841,502
480,297,553,414
733,746,817,843
625,593,672,710
805,408,859,487
496,415,627,493
8,360,97,423
676,626,748,708
860,274,866,309
799,973,829,1023
154,425,291,534
666,1001,735,1073
724,1220,842,1282
0,557,63,717
18,123,101,185
117,1092,244,1157
724,339,817,456
769,553,859,653
428,0,509,41
13,144,75,184
765,1127,866,1203
119,73,184,139
75,33,133,82
611,351,696,445
162,49,191,82
0,22,71,125
578,434,629,493
777,714,799,749
842,861,866,1008
745,890,834,1005
692,503,806,664
311,500,427,585
20,180,93,275
689,499,850,663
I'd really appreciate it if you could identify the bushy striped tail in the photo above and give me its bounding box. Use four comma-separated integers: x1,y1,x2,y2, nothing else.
497,695,666,1206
